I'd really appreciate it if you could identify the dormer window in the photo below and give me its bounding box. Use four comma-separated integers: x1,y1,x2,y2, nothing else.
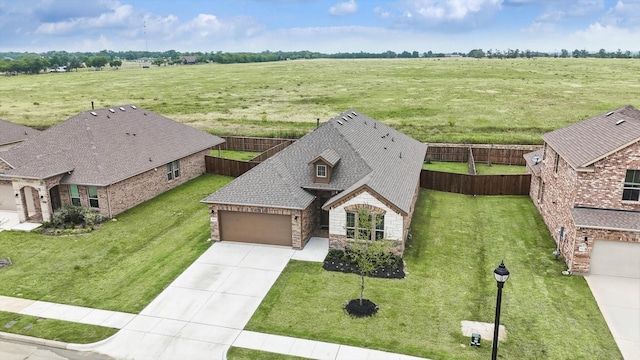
317,164,327,178
308,149,341,184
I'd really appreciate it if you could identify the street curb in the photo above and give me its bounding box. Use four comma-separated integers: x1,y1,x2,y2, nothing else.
0,331,69,349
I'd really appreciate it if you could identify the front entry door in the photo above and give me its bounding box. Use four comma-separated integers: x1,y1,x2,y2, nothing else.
49,186,61,212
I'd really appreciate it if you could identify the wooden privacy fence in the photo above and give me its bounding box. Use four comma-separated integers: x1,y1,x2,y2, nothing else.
205,156,258,177
426,143,540,166
420,170,531,196
250,140,294,162
220,136,295,152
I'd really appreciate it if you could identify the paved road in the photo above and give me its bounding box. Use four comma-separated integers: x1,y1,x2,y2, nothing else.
0,338,114,360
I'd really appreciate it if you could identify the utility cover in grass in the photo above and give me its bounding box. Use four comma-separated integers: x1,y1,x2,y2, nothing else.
345,299,378,317
0,258,11,268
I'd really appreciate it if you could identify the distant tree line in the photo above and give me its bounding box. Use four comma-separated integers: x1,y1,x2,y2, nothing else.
2,48,639,74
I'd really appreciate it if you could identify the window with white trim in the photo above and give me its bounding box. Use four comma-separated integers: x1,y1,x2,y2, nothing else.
166,160,180,181
623,170,640,201
345,210,385,241
316,164,327,178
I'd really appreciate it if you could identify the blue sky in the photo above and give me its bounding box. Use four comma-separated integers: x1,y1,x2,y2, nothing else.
1,0,639,53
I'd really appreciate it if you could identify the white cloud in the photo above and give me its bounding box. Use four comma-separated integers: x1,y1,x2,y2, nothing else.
329,0,358,16
393,0,504,28
36,3,135,34
571,21,640,49
600,0,640,27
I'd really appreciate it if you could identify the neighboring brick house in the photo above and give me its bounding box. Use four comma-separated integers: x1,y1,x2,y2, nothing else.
202,110,427,254
0,105,224,224
0,119,40,211
524,105,640,277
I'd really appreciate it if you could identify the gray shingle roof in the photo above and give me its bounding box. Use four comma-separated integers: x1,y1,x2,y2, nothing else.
0,118,39,147
308,148,341,167
0,105,224,185
542,105,640,169
572,207,640,232
203,110,428,214
523,149,543,175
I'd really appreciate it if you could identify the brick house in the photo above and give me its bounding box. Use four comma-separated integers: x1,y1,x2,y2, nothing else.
524,105,640,277
202,110,427,254
0,119,40,211
0,105,224,224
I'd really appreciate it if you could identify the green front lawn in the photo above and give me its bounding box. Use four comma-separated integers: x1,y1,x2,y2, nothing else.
226,347,308,360
0,311,118,344
0,175,232,313
246,190,621,359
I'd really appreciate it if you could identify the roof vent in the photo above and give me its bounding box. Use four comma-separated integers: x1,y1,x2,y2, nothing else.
374,123,377,129
351,111,357,116
337,120,343,125
606,111,614,116
532,155,542,164
342,116,347,121
616,119,626,125
109,108,115,113
119,107,125,111
90,111,97,116
131,105,137,109
347,114,352,119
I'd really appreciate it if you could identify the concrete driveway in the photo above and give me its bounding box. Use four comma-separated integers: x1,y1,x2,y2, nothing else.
585,275,640,360
73,241,322,360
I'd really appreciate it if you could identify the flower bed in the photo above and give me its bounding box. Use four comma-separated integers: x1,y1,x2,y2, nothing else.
322,249,405,279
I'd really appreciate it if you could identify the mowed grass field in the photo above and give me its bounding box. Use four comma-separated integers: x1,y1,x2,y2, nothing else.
2,58,640,143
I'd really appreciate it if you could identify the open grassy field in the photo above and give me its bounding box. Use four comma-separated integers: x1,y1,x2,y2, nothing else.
246,190,621,360
2,58,640,143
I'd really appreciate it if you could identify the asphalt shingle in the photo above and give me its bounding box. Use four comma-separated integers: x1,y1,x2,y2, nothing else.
203,110,427,214
572,207,640,232
0,106,224,185
0,118,39,148
542,105,640,169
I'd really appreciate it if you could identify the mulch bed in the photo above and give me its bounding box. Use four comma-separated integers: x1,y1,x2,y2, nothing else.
344,299,378,317
322,249,405,279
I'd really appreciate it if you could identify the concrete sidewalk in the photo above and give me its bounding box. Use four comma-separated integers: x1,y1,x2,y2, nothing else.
1,238,429,359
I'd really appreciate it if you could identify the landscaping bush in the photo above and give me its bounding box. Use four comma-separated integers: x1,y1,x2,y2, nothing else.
323,248,405,279
46,205,106,235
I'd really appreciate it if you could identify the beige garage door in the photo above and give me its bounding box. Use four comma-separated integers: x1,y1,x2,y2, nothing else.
0,182,17,211
219,211,292,246
590,240,640,279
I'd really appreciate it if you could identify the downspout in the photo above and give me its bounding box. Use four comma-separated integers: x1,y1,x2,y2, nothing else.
106,185,113,219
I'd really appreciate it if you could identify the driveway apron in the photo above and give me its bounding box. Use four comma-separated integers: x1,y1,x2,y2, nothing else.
585,274,640,360
78,242,295,360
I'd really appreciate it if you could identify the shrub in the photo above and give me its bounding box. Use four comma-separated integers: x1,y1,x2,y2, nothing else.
50,205,106,232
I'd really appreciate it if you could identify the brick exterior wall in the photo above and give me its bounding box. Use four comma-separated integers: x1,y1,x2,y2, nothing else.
103,150,208,217
208,203,312,249
530,142,640,273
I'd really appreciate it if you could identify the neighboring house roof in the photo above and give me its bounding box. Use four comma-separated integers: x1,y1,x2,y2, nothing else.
523,149,543,175
572,207,640,232
542,105,640,169
0,118,39,147
0,105,224,185
181,56,197,63
203,110,428,214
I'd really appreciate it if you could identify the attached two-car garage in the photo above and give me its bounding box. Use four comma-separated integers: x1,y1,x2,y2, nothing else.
590,240,640,279
218,211,292,247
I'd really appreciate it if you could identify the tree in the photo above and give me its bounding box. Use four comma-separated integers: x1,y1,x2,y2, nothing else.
88,56,108,70
152,57,165,66
68,57,81,72
345,208,393,313
109,59,122,69
560,49,570,58
468,49,485,58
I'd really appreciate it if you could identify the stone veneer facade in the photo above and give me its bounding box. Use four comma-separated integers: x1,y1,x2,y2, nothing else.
208,202,315,250
530,141,640,273
327,189,407,255
4,150,208,222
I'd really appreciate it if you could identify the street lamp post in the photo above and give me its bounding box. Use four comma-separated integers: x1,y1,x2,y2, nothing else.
491,261,510,360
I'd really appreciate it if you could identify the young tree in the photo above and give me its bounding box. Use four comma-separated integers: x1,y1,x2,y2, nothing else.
346,208,394,308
